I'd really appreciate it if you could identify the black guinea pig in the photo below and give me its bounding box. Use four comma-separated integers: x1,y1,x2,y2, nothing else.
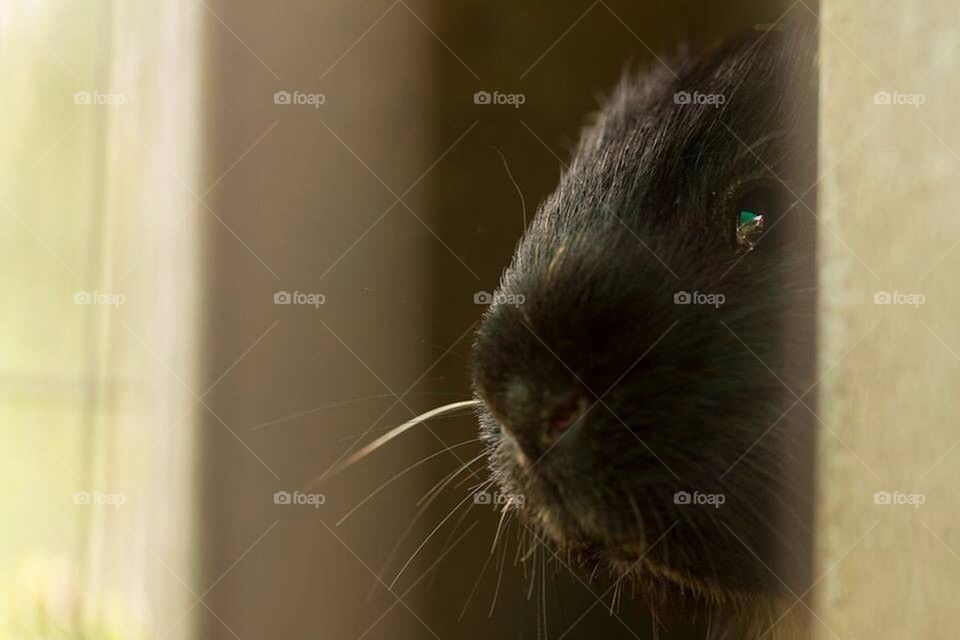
471,26,819,636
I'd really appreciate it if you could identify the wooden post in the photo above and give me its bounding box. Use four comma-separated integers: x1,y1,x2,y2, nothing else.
815,1,960,636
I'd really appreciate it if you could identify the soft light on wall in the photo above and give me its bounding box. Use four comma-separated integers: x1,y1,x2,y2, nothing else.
0,1,205,637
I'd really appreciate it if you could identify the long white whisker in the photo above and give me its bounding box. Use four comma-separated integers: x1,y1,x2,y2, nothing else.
329,399,479,476
389,478,494,590
418,452,486,507
526,542,537,600
490,504,511,555
488,522,511,617
458,536,496,622
337,410,473,443
451,455,490,491
365,452,487,600
335,438,481,526
249,391,467,432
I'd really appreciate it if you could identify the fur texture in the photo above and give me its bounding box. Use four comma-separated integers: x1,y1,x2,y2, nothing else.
471,27,818,637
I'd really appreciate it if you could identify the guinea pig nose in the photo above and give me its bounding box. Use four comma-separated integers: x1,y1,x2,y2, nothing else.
546,397,583,435
486,382,589,453
541,393,589,445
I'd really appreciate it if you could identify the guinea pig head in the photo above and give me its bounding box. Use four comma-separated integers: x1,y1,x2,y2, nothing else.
471,28,818,609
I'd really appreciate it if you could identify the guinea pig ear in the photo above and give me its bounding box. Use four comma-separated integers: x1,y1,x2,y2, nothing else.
732,180,798,252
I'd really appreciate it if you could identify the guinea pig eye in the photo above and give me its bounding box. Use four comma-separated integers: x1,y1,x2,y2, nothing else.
737,209,764,249
733,183,794,252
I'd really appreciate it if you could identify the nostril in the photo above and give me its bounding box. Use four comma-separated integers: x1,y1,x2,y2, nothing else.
545,395,587,438
480,380,589,454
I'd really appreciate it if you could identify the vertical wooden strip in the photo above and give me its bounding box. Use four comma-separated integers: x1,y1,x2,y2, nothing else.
816,1,960,636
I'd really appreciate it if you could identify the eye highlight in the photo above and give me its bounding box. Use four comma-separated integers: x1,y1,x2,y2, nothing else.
737,210,765,250
731,183,793,252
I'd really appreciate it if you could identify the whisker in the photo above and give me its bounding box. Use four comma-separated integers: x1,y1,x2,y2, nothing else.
526,542,538,600
418,452,486,507
458,509,512,623
490,505,511,555
367,452,487,599
390,479,495,590
458,545,494,622
520,539,538,563
515,526,529,569
329,399,480,476
537,548,543,640
589,563,601,583
451,456,489,491
336,409,473,443
425,478,492,593
490,146,527,230
488,520,512,617
541,545,548,640
248,391,465,432
334,438,481,526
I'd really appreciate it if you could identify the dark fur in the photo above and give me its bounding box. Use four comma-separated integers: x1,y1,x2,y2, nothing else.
471,28,818,635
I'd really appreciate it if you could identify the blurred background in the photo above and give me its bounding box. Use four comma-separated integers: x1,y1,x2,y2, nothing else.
0,1,823,638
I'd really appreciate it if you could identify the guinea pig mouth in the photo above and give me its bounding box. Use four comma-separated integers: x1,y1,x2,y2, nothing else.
523,491,651,574
479,397,651,563
494,442,647,559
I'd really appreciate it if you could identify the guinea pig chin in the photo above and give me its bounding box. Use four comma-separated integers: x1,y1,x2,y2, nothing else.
474,385,650,556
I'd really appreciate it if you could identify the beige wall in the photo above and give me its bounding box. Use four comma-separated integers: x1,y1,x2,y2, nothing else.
816,1,960,636
200,2,434,638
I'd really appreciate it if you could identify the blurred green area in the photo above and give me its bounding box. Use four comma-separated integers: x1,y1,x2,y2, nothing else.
0,2,138,636
2,555,148,640
1,0,98,570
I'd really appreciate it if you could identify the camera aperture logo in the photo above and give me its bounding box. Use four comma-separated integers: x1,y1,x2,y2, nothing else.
473,90,526,108
274,290,326,308
873,490,925,509
673,490,725,509
74,491,126,508
674,90,725,108
474,490,525,507
873,90,925,108
274,490,326,508
74,291,125,307
674,290,725,308
873,290,925,308
74,91,126,107
274,90,326,108
474,290,525,308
